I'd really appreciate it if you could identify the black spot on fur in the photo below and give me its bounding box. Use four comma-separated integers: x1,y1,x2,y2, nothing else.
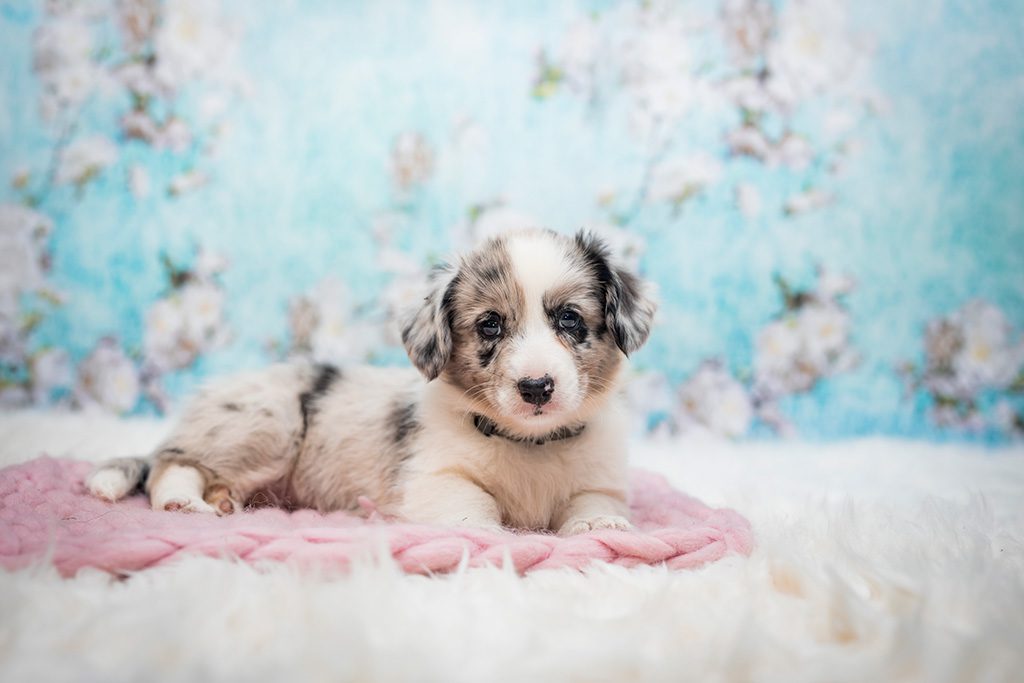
478,342,497,367
574,230,652,355
575,231,615,293
390,401,420,444
160,447,185,456
479,264,503,283
222,402,241,412
133,460,151,493
299,364,340,439
402,266,460,380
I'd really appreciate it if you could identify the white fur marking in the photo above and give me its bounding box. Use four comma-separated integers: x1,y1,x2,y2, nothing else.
85,468,132,502
502,233,584,422
150,464,215,513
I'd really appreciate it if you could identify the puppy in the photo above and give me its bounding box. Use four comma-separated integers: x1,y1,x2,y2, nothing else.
86,229,656,535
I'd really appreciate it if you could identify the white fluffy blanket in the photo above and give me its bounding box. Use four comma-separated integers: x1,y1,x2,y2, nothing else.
1,411,1022,682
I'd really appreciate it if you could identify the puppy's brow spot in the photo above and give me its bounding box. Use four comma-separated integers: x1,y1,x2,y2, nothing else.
222,402,241,412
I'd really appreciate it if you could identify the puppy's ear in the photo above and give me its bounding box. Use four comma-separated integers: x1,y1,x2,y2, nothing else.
400,264,459,380
575,230,657,356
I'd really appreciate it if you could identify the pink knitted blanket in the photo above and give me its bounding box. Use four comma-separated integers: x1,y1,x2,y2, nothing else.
0,457,753,576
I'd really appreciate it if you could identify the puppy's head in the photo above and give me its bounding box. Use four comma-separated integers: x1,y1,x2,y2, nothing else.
401,229,656,436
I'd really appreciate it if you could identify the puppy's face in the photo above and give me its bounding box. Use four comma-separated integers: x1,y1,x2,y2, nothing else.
401,230,656,436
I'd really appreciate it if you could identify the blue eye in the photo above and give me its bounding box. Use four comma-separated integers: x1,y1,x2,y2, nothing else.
558,309,581,331
478,313,502,338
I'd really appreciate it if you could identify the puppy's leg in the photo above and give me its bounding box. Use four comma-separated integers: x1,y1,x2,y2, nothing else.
553,490,632,536
146,363,310,514
399,471,502,530
86,456,149,502
149,463,217,513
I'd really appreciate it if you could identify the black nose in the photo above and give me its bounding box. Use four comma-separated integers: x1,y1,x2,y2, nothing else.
517,375,554,406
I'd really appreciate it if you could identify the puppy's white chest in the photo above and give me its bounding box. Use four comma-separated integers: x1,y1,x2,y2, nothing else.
478,442,575,529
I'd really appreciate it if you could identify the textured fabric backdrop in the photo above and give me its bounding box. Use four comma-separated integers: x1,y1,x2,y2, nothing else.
0,0,1022,441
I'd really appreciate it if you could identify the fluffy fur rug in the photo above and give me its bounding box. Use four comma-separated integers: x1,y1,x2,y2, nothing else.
1,411,1022,682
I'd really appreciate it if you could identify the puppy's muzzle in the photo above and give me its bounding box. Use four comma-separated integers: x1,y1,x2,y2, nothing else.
517,375,554,406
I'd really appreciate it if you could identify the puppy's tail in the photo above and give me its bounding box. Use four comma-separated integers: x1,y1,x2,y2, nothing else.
85,456,151,502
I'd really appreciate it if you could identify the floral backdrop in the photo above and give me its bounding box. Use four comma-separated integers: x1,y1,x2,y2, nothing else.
1,0,1022,441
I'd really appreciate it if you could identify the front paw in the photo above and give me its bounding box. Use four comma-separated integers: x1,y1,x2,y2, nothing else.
559,515,632,536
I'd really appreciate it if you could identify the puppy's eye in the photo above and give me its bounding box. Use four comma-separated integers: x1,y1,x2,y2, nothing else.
478,313,503,338
557,309,581,331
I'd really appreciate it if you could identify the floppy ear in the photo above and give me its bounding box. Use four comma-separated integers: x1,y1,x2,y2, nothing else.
400,264,459,380
575,230,657,356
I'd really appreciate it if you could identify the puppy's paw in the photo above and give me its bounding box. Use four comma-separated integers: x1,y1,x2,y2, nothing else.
204,484,241,516
86,468,133,502
559,515,632,536
153,494,217,514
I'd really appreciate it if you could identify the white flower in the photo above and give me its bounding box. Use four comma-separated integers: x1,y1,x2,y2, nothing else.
312,318,383,366
114,61,161,98
30,347,72,405
56,135,118,186
952,300,1017,388
677,361,753,438
32,17,93,73
815,267,856,300
116,0,160,52
823,107,859,140
648,154,723,204
557,18,601,94
727,126,813,169
726,125,773,161
144,296,189,372
0,204,53,303
775,133,814,170
289,278,378,364
180,282,225,347
391,132,435,192
754,319,801,383
160,117,193,153
735,183,763,218
618,7,695,96
128,164,151,198
722,76,777,114
797,303,849,370
77,338,140,414
32,17,99,116
169,170,208,196
193,249,229,278
784,188,833,215
152,0,238,93
765,0,865,109
721,0,775,66
120,109,161,144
